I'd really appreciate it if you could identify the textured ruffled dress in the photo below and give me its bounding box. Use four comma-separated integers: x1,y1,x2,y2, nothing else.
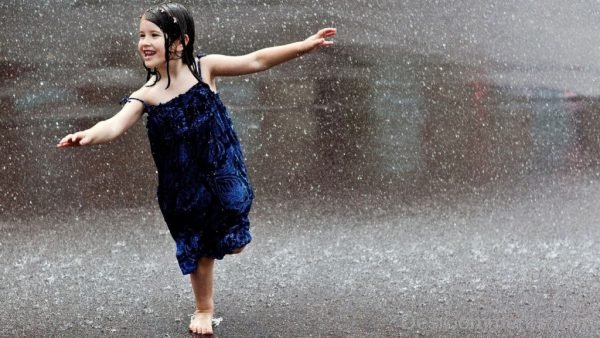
121,55,253,274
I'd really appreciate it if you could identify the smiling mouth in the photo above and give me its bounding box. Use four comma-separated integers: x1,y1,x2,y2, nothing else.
143,50,156,57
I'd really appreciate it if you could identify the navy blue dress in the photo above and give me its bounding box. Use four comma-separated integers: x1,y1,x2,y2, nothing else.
122,57,253,275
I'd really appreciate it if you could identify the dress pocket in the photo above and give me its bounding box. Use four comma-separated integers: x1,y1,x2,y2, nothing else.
209,152,253,215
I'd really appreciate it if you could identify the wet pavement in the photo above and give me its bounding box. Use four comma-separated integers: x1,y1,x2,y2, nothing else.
3,171,600,337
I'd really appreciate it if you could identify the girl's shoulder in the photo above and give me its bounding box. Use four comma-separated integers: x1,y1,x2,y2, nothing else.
196,53,223,68
195,54,218,92
129,77,158,103
195,53,212,71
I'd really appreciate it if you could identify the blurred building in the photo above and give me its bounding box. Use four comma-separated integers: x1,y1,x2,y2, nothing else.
2,0,600,216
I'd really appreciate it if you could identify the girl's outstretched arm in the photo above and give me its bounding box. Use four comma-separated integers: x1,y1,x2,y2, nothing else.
202,28,336,79
56,93,144,148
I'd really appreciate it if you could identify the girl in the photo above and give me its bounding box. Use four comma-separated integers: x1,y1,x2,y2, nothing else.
57,2,336,336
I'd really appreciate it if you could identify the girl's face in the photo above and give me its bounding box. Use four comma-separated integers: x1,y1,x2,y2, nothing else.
138,18,167,69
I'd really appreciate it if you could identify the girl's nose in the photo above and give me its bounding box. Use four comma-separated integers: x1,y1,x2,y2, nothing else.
139,37,151,45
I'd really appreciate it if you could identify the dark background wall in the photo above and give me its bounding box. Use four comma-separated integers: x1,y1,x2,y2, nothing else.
2,0,600,217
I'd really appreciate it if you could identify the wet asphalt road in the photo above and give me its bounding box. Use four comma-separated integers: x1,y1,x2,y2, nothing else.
2,172,600,337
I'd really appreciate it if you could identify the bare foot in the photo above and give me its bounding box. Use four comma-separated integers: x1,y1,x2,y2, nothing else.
189,310,214,336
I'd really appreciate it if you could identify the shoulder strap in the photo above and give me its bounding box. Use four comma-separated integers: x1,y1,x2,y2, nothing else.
119,96,145,106
195,52,207,78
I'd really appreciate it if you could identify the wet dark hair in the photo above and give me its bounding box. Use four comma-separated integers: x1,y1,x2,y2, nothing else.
142,2,200,88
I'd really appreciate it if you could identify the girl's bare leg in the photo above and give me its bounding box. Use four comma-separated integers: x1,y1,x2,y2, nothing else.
189,257,215,335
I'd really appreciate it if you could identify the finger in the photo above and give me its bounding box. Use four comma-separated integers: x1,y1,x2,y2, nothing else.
78,137,87,146
60,138,74,145
57,138,71,147
59,134,71,143
319,28,337,37
59,133,82,147
323,30,336,38
57,141,73,148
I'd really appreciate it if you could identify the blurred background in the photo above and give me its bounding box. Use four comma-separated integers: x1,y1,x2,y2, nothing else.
1,0,600,216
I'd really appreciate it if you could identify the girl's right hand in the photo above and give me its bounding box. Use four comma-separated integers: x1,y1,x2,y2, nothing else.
56,131,92,148
303,28,337,52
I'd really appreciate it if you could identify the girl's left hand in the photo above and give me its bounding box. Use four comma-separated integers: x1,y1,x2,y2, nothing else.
304,28,337,52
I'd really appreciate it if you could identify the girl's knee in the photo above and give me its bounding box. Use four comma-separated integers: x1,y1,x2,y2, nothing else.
231,246,245,254
195,257,214,272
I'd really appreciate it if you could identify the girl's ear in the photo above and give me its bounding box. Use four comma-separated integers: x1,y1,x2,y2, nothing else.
170,34,189,53
174,34,190,52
